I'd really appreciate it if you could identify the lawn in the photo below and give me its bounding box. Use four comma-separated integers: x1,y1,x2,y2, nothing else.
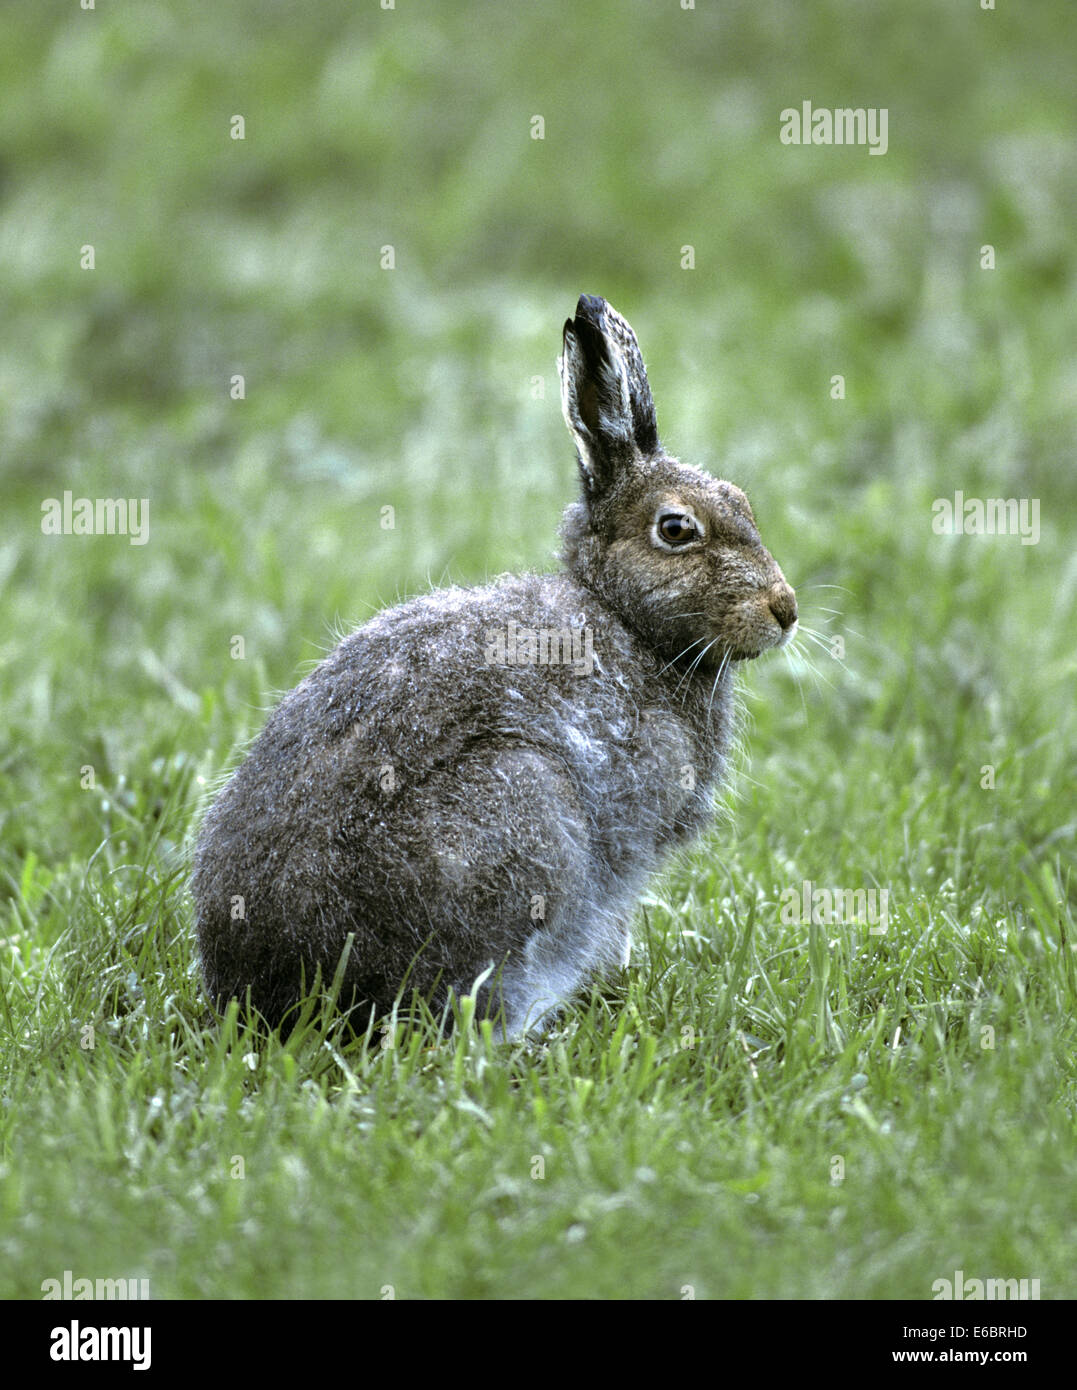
1,0,1074,1302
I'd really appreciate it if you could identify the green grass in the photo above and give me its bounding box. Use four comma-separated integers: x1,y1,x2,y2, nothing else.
2,0,1075,1300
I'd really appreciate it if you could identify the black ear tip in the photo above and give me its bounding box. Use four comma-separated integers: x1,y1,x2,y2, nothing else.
574,293,608,325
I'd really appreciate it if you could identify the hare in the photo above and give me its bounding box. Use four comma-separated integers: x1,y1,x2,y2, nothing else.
192,295,797,1036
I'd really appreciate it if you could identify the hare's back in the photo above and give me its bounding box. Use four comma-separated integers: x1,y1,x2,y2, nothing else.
296,572,612,758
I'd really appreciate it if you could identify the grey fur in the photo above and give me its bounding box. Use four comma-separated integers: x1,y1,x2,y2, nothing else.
191,295,797,1036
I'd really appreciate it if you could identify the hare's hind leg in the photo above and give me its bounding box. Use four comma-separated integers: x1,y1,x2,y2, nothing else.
381,746,614,1036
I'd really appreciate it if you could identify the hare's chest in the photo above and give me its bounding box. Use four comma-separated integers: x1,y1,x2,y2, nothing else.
639,709,719,836
582,707,718,861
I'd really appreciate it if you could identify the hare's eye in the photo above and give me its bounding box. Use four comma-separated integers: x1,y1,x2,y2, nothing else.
657,513,700,547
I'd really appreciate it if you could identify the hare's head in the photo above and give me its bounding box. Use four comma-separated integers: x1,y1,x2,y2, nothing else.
558,294,797,671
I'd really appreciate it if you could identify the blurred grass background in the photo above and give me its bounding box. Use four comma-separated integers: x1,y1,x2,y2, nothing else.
1,0,1075,1301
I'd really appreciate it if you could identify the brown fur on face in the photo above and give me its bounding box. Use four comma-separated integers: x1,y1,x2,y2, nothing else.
560,449,796,674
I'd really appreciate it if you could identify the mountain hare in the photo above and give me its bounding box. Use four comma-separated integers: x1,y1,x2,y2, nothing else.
192,295,797,1036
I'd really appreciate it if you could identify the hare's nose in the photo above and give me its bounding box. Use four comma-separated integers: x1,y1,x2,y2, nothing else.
768,581,798,631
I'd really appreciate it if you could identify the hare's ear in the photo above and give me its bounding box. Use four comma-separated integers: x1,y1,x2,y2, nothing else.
558,294,659,495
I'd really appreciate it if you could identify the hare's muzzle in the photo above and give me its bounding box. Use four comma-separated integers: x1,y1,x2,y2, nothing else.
768,577,798,646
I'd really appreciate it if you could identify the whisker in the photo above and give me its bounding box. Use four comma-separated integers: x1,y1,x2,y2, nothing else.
707,645,733,725
782,644,811,718
795,628,840,658
675,637,720,701
656,634,711,678
784,639,838,694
